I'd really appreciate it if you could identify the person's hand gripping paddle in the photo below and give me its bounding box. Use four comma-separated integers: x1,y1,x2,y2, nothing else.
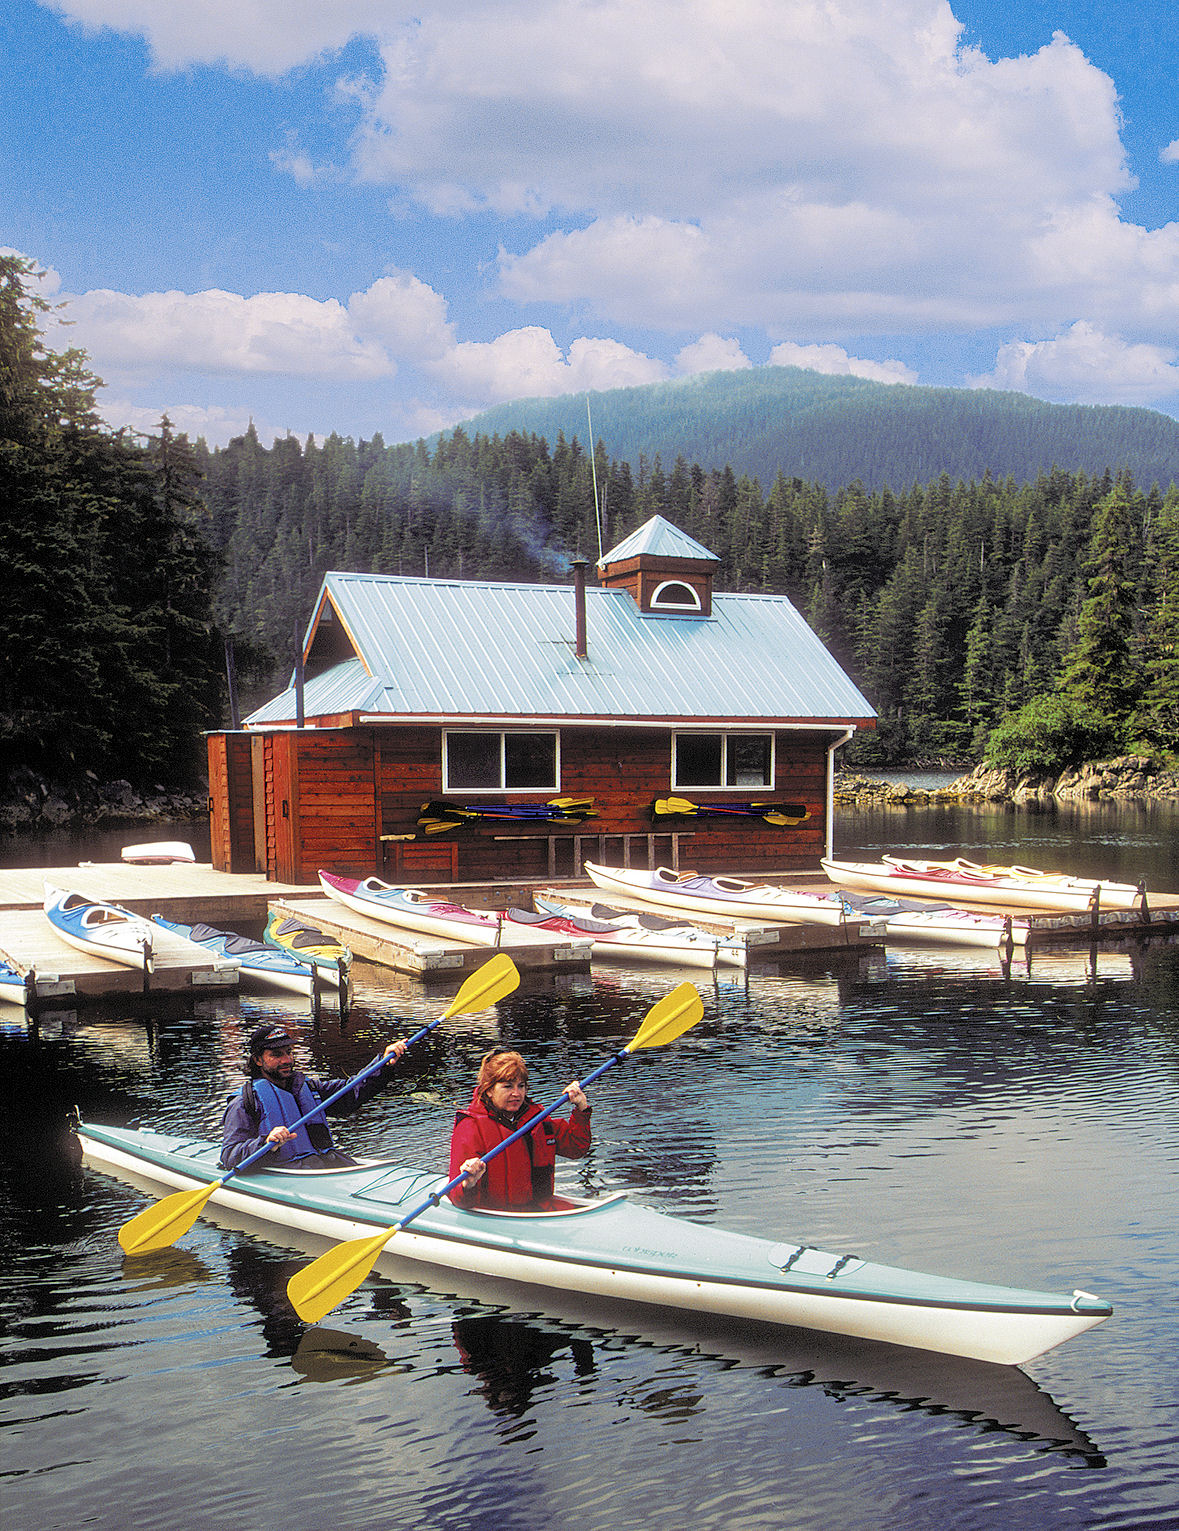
116,953,521,1255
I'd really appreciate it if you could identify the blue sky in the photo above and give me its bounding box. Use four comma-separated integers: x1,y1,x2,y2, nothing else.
3,0,1177,447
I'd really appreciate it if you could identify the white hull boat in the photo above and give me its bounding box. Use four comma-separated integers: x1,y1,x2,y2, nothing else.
525,895,747,967
78,1120,1112,1368
837,892,1032,948
319,870,588,955
44,884,155,970
583,862,850,926
822,857,1147,914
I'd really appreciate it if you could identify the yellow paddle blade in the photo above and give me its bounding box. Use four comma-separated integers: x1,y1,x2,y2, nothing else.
444,953,519,1017
118,1181,218,1255
286,1225,398,1324
627,982,704,1051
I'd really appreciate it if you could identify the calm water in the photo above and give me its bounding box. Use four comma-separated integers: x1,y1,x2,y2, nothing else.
3,803,1178,1531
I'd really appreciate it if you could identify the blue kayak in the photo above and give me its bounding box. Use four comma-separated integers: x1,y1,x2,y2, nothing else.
151,914,317,997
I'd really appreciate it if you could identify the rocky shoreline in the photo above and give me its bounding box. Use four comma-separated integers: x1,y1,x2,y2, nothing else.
0,767,208,836
2,754,1176,838
836,754,1179,807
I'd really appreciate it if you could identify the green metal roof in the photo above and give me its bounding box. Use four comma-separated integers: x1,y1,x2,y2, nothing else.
246,568,875,729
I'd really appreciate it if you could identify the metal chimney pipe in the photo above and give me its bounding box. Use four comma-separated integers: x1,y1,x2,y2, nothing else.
572,559,588,660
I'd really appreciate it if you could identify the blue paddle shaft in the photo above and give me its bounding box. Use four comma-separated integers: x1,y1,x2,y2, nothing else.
396,1046,628,1230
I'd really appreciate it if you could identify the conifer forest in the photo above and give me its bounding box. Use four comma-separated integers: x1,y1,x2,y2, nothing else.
3,252,1177,793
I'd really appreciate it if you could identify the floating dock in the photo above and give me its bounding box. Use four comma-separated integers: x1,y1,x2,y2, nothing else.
1,861,1175,1006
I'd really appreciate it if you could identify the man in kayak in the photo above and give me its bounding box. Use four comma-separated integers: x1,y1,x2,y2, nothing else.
220,1023,407,1171
449,1047,591,1209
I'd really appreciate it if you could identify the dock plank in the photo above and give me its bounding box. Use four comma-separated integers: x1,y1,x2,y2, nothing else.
0,907,239,1001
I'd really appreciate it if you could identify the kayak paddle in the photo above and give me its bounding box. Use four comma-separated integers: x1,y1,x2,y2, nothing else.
286,979,706,1324
116,952,521,1256
655,796,809,825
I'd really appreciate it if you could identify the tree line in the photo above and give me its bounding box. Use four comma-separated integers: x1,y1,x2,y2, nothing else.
0,254,223,790
197,422,1179,769
3,252,1176,800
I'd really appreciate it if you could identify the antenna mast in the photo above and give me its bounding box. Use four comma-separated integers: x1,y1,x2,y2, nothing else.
586,394,604,560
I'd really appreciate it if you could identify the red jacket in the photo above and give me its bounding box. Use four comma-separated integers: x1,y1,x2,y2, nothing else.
449,1087,592,1208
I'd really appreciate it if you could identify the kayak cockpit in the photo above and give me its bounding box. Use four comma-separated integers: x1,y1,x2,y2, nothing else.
464,1191,631,1219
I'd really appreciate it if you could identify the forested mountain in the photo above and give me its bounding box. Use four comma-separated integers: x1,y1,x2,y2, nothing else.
196,423,1179,767
448,368,1179,494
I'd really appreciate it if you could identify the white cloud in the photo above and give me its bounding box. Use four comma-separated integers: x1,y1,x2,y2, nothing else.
1161,140,1179,165
427,327,668,403
44,0,398,73
768,342,917,385
973,322,1179,406
63,286,393,378
41,1,1179,350
94,395,266,443
347,271,456,362
675,335,752,375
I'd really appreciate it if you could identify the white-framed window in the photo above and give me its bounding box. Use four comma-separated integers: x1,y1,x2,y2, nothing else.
671,731,774,789
443,730,560,792
650,579,701,611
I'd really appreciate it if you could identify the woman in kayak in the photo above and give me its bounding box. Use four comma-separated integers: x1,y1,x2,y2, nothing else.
450,1047,591,1209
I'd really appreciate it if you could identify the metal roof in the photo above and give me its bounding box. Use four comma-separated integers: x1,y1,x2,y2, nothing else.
598,514,719,567
246,571,875,728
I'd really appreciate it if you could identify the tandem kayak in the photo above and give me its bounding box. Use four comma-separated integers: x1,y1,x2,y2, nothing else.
44,884,155,970
529,894,747,968
822,857,1148,914
150,914,320,997
77,1121,1112,1367
836,892,1032,949
264,908,351,975
583,862,851,927
318,870,586,954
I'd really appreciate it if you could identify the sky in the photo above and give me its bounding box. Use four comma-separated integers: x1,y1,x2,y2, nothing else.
2,0,1177,448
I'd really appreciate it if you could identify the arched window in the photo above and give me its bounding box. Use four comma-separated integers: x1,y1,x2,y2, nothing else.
650,580,701,611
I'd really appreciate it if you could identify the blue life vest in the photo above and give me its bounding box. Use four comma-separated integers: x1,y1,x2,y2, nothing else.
249,1076,335,1162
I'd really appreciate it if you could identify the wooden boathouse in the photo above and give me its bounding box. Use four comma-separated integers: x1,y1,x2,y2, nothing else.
208,517,877,886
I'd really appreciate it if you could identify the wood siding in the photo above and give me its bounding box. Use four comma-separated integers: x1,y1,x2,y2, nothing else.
208,724,832,884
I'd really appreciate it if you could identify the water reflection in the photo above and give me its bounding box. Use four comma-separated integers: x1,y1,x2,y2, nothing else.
452,1313,597,1418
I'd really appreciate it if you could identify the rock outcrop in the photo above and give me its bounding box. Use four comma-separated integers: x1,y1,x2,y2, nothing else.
0,767,207,834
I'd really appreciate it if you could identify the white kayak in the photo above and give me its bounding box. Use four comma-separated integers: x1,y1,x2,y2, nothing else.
78,1120,1112,1368
837,892,1032,948
584,862,850,926
44,884,155,971
526,895,748,967
120,840,196,864
319,870,588,954
823,857,1148,914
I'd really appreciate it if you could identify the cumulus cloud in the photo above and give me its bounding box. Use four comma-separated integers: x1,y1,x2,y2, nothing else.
972,322,1179,406
61,286,392,378
768,342,917,385
45,0,398,73
42,1,1179,348
94,396,265,443
427,328,668,403
675,335,752,375
1161,140,1179,165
